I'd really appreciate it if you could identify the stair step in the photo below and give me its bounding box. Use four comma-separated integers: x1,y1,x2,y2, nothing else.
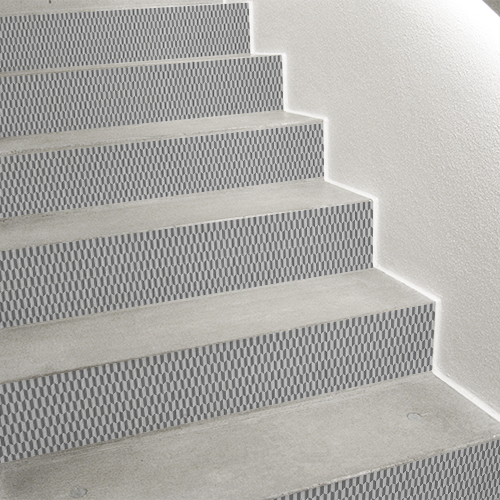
0,179,364,251
0,180,373,327
0,269,434,462
0,267,432,384
0,110,318,157
0,54,282,138
0,3,250,74
0,111,323,218
2,373,499,499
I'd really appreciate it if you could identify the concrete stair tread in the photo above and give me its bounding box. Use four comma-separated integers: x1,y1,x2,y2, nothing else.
0,110,320,157
0,178,368,251
1,53,265,79
0,1,223,17
0,267,430,384
1,372,499,500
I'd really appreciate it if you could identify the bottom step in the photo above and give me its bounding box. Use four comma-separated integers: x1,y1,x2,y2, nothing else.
1,372,499,500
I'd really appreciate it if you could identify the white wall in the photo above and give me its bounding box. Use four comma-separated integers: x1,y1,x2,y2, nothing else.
251,0,500,416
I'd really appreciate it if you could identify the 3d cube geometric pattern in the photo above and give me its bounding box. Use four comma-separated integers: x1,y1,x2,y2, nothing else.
275,439,500,500
0,202,373,327
0,123,323,217
0,55,283,137
0,4,250,73
0,304,434,463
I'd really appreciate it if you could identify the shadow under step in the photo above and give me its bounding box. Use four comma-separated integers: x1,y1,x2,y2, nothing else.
0,111,323,218
1,373,499,499
0,179,373,328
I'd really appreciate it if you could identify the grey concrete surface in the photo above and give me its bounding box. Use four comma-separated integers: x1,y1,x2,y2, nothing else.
0,0,221,17
0,268,430,384
0,179,368,251
1,373,499,500
1,53,262,78
0,111,319,157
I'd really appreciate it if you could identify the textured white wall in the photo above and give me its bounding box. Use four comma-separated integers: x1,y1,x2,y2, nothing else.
251,0,500,415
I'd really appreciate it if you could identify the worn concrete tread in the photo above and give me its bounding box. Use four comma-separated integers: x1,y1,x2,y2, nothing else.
0,179,368,251
0,111,319,157
0,268,428,384
1,373,499,500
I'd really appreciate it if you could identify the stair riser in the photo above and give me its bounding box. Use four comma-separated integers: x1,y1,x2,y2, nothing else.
0,304,434,463
1,4,250,73
1,124,323,218
1,203,372,328
275,440,500,500
0,56,282,138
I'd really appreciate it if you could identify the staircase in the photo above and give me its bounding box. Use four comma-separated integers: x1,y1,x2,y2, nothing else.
1,3,500,499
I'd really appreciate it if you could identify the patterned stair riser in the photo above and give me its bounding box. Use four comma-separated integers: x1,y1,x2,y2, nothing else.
0,4,250,73
0,203,373,328
0,304,434,463
0,56,282,138
0,124,323,218
275,440,500,500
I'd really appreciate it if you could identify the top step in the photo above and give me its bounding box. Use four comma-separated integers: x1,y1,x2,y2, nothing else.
0,3,250,74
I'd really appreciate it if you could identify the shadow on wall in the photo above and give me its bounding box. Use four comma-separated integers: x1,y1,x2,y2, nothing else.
483,0,500,15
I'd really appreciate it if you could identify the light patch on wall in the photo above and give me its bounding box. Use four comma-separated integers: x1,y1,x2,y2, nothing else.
461,0,500,44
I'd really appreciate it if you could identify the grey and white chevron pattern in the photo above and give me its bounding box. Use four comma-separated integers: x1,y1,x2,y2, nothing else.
0,123,323,218
0,304,434,463
276,440,500,500
0,56,283,138
0,203,373,327
0,4,250,73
